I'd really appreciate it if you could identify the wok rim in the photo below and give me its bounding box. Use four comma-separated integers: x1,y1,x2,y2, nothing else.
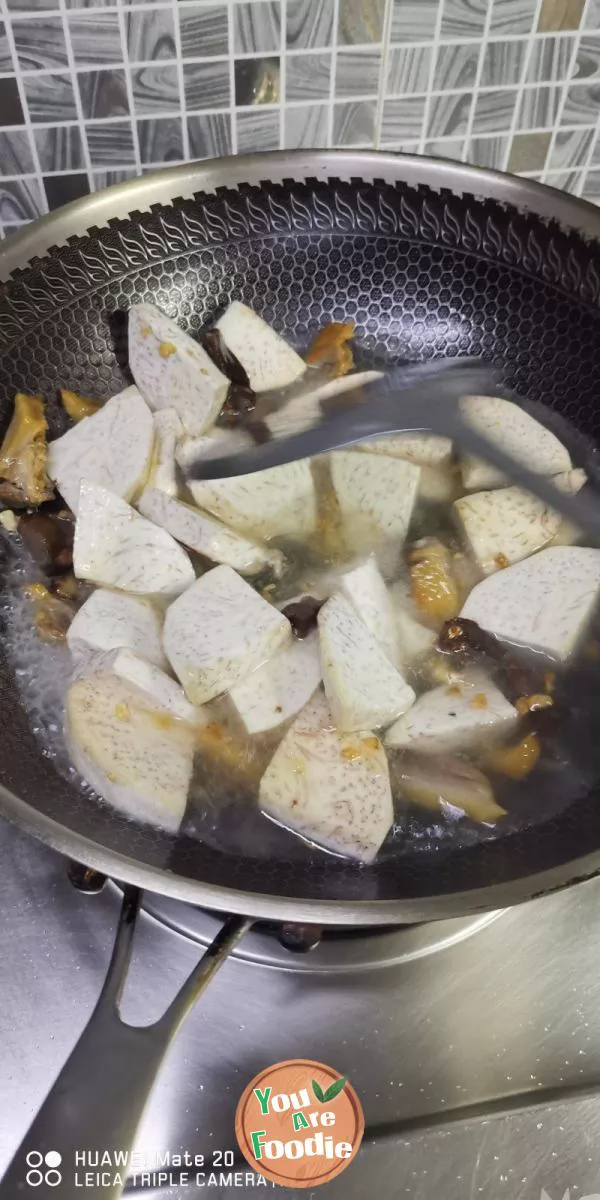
3,149,600,283
3,779,600,922
3,148,600,924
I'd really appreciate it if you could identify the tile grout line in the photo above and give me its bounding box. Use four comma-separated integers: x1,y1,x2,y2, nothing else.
417,0,445,154
461,0,495,160
170,0,189,162
2,68,595,98
380,79,587,99
1,85,594,111
0,166,138,180
3,63,595,92
115,0,142,181
577,118,600,197
374,0,393,150
3,113,597,136
2,6,586,44
575,7,600,197
0,97,388,135
501,0,546,173
227,1,237,155
377,146,598,161
4,108,597,134
541,0,591,187
58,0,95,193
3,53,279,77
279,0,286,150
328,0,339,149
0,36,406,62
0,0,48,215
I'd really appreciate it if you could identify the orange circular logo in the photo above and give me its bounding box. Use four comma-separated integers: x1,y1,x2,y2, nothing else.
235,1058,364,1188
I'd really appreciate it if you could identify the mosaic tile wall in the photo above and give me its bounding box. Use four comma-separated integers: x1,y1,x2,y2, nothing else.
0,0,600,237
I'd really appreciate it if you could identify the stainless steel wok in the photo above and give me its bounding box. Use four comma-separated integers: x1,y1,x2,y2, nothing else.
2,151,600,1196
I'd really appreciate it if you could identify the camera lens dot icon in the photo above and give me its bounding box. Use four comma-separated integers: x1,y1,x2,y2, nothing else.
25,1150,62,1187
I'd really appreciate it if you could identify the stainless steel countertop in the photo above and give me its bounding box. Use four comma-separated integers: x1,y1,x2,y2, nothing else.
2,815,600,1199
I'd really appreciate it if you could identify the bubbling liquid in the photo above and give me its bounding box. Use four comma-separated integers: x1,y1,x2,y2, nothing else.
2,550,79,779
2,455,598,864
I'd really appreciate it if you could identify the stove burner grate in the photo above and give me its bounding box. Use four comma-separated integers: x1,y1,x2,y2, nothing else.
138,891,505,974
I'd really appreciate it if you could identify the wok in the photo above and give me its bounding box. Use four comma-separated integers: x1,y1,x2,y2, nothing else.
2,150,600,1195
2,149,600,923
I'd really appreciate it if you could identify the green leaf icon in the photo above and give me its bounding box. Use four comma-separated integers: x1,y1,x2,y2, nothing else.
312,1079,326,1103
323,1076,348,1103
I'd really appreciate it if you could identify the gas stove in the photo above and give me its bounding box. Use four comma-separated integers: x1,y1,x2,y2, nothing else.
2,817,600,1200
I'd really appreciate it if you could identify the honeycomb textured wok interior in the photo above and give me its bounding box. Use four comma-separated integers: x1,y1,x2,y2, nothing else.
2,173,600,909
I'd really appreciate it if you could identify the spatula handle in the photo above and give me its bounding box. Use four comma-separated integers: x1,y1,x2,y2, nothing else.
0,888,249,1200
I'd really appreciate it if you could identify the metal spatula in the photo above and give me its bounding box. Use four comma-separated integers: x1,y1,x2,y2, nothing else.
186,359,600,543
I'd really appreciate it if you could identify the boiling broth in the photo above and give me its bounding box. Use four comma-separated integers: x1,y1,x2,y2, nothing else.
4,442,599,867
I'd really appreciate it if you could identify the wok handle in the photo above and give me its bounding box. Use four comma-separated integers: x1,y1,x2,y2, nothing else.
0,887,250,1200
